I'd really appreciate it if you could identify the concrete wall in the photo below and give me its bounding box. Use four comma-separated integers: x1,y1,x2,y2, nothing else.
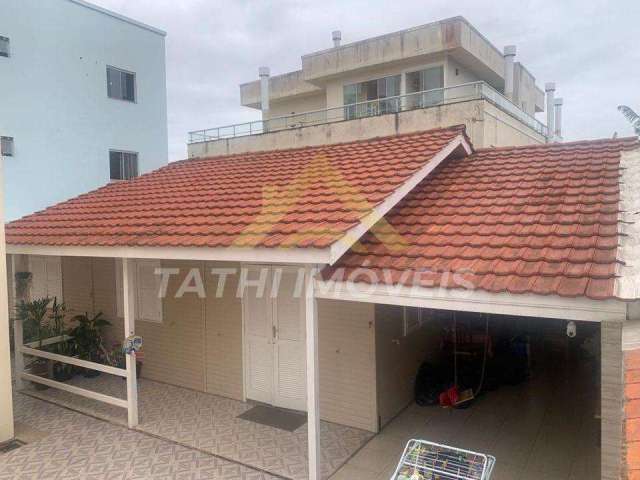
0,0,168,220
301,17,504,87
446,56,479,87
141,260,207,391
262,53,478,118
513,63,541,116
318,299,377,432
374,305,442,428
204,261,243,400
265,93,327,120
603,320,625,480
241,70,322,108
482,102,547,148
189,98,545,158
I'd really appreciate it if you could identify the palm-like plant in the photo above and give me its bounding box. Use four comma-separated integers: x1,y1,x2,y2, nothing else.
618,105,640,135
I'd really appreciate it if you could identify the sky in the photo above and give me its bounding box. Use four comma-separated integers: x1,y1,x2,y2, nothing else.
93,0,640,161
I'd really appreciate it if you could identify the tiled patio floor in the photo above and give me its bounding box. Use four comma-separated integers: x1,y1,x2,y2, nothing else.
1,387,279,479
334,351,601,480
21,374,373,480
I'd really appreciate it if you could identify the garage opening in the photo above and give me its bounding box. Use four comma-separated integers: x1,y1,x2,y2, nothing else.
375,306,601,480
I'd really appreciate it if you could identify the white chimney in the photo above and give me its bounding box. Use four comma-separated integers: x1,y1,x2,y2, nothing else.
554,98,563,140
545,82,556,142
332,30,342,48
503,45,516,100
259,66,270,116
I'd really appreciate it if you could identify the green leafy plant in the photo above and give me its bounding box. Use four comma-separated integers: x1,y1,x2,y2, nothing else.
48,298,75,381
618,105,640,135
69,312,111,376
14,297,53,387
15,297,52,347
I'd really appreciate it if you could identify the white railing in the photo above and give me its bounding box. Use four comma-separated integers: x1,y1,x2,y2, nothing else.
13,323,134,418
188,81,548,143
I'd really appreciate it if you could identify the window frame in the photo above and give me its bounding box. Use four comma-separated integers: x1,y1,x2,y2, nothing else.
343,74,401,119
404,64,445,109
109,149,139,181
1,136,14,157
0,36,9,58
106,65,137,103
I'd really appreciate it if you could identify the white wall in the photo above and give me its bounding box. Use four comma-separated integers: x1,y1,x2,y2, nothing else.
0,0,168,220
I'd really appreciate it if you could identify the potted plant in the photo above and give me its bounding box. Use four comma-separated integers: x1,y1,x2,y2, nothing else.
15,297,53,389
69,312,111,377
48,298,75,382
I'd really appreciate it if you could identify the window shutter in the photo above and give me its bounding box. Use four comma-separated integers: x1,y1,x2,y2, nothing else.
45,256,63,302
136,260,162,323
29,256,47,300
29,255,62,302
115,259,124,318
115,259,162,322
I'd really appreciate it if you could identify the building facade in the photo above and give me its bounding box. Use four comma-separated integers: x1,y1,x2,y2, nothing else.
189,17,562,158
0,0,168,220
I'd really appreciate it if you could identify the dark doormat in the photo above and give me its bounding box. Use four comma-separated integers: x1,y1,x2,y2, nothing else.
0,439,25,454
238,405,307,432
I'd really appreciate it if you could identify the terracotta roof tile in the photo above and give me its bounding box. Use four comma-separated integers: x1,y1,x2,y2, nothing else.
324,136,639,300
6,126,467,249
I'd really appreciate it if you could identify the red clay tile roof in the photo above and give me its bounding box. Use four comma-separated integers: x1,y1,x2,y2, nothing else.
323,137,640,300
6,126,467,249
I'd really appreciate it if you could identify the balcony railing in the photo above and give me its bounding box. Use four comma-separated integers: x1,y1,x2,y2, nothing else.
188,81,548,144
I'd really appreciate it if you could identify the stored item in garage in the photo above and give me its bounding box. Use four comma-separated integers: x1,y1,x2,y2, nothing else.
391,439,495,480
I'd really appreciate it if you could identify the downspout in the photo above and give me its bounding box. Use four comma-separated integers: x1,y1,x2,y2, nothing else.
503,45,516,101
554,98,563,140
545,82,556,142
259,66,270,131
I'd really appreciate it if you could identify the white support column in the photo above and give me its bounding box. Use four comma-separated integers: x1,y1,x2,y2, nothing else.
12,318,23,391
305,266,320,480
0,155,14,444
122,258,139,428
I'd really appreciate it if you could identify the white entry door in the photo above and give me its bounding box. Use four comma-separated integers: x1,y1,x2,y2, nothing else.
243,266,307,411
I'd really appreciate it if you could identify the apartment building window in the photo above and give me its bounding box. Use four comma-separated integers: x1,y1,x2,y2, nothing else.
405,66,444,108
0,36,9,57
1,136,14,156
343,74,401,119
107,66,136,102
110,150,139,180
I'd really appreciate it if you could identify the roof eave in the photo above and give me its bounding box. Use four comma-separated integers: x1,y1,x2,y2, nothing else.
314,279,628,322
6,244,333,266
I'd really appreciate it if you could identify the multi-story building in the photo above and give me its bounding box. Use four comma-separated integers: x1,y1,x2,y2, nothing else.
0,0,168,220
188,16,562,158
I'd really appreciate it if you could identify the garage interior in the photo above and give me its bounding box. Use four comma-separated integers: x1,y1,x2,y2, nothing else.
347,307,602,480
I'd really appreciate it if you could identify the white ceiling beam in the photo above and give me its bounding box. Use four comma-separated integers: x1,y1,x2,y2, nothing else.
314,280,627,322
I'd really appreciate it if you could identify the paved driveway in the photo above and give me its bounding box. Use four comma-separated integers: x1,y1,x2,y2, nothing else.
0,389,280,480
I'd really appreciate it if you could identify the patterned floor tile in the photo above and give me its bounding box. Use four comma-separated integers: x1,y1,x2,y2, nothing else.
18,374,373,479
0,370,286,480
